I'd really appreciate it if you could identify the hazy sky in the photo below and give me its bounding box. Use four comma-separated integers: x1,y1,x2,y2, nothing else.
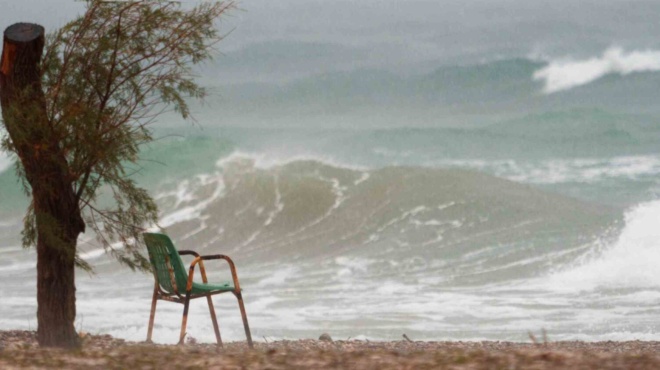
1,1,660,128
2,0,660,83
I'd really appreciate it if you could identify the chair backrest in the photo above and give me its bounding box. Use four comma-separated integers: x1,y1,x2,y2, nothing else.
143,233,189,295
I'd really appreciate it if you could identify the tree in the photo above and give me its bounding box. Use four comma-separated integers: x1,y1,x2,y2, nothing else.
0,0,234,348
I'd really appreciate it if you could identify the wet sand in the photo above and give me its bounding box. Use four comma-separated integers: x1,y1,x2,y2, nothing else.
2,330,660,369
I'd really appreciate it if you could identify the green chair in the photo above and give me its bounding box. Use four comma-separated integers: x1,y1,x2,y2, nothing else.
143,232,253,347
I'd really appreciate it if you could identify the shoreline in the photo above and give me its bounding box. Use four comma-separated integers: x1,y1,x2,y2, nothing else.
3,331,660,369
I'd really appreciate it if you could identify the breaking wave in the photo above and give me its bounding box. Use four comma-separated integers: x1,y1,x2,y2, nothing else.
158,156,620,285
546,200,660,291
534,47,660,93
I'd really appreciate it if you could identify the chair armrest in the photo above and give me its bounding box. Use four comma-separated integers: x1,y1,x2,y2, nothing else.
186,254,243,293
179,250,208,283
178,250,200,257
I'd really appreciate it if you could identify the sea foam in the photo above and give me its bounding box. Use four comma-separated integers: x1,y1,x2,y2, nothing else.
534,47,660,93
546,200,660,291
438,155,660,184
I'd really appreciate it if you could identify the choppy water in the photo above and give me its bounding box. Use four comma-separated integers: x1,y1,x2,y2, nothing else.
2,56,660,343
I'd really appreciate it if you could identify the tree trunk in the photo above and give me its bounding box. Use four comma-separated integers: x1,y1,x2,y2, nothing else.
0,23,85,348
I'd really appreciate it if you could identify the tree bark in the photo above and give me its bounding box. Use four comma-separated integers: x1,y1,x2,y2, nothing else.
0,23,85,349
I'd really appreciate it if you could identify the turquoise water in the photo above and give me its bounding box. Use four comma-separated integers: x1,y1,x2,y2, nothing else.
1,57,660,343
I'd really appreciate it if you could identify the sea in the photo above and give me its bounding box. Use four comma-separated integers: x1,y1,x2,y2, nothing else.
1,52,660,344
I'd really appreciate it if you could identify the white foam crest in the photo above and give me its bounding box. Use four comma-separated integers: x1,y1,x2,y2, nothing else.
354,172,370,186
374,205,432,237
534,47,660,93
437,202,456,211
546,200,660,291
154,179,198,207
440,155,660,184
335,256,374,277
264,174,283,227
159,175,225,228
504,156,660,184
254,266,298,287
215,150,368,171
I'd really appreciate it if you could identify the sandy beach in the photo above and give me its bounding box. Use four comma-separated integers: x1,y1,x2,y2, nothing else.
2,331,660,369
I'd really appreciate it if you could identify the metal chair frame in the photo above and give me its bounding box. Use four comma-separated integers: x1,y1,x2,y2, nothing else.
144,235,253,348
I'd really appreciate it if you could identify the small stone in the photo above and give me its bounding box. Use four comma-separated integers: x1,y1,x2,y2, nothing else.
319,333,333,342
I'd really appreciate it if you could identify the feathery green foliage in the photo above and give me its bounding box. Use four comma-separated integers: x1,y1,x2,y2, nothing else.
3,0,234,272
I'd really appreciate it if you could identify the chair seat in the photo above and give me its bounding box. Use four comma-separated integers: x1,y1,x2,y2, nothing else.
191,281,234,294
144,232,252,347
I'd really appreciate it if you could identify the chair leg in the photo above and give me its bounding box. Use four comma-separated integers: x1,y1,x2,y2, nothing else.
206,296,223,347
179,293,192,345
235,291,253,348
146,286,158,343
